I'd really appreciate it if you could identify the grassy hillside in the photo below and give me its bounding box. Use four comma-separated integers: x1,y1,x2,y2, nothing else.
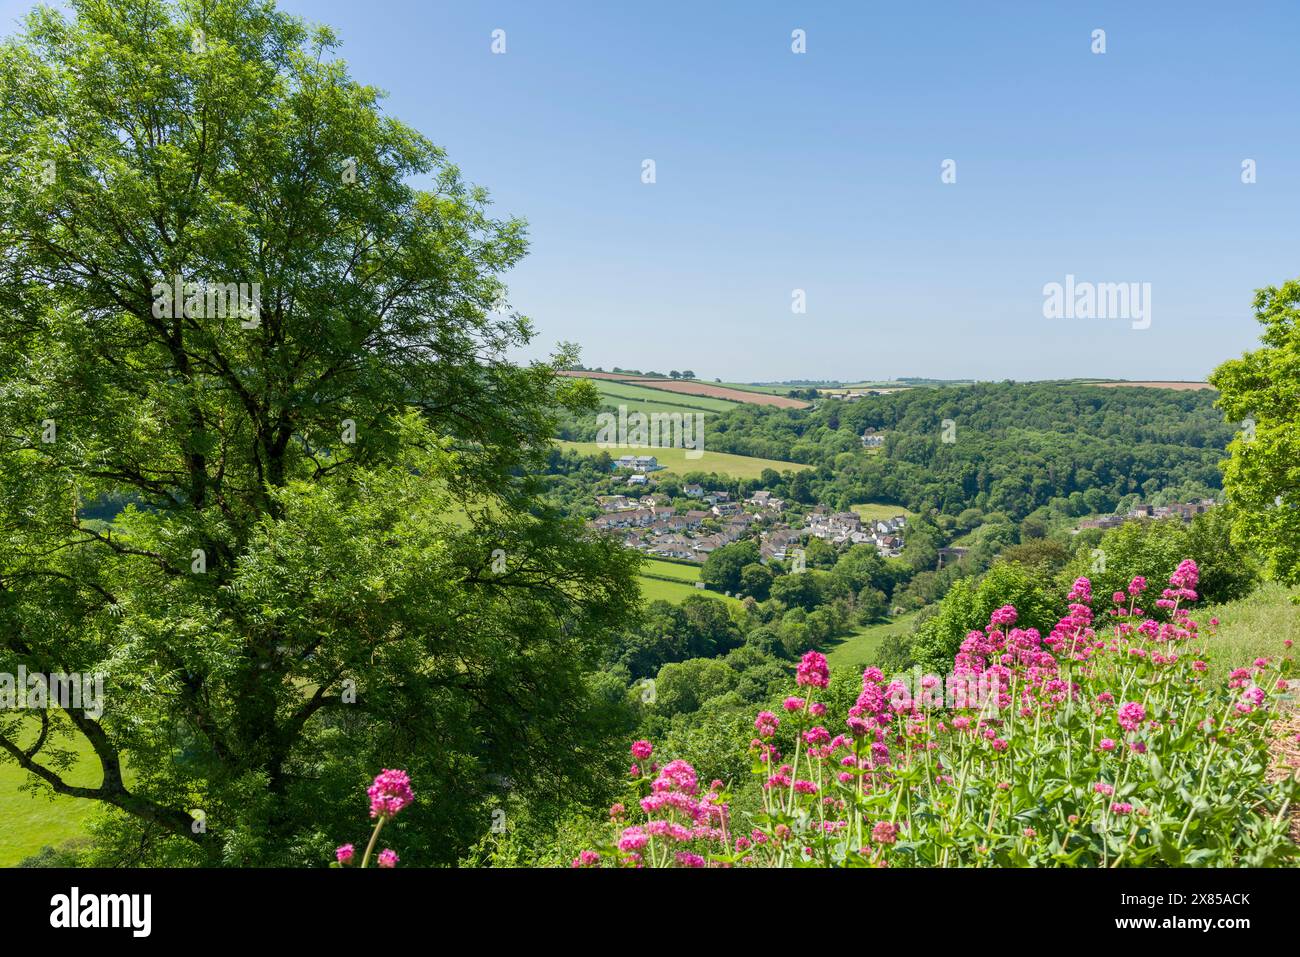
640,558,701,583
0,721,102,866
1197,582,1300,683
638,574,741,607
557,440,810,481
593,380,738,415
823,611,923,671
850,502,918,522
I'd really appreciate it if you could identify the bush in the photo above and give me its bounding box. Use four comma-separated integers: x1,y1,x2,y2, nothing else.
1066,508,1258,607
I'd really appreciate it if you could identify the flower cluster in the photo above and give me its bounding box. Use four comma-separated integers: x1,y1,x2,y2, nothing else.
333,769,413,869
580,560,1298,868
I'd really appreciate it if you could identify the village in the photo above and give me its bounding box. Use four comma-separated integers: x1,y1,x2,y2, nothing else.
1073,498,1218,533
586,455,907,565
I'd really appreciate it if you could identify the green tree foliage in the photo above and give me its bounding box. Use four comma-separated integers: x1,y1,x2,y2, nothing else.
1064,510,1258,607
908,562,1060,674
770,570,823,611
739,562,773,601
1210,278,1300,585
700,541,759,594
0,0,638,865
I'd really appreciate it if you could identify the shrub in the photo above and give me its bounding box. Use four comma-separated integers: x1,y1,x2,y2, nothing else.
578,560,1298,867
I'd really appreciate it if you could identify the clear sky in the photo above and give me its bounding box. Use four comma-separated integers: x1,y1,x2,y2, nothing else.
5,1,1298,382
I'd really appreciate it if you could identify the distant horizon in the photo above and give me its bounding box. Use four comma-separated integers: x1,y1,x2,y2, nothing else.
563,368,1214,387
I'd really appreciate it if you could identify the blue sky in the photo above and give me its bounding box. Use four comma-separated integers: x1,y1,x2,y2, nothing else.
5,1,1298,382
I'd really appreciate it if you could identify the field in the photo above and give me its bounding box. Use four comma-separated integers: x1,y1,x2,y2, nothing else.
592,380,737,414
850,502,917,522
560,371,810,409
637,574,740,607
640,558,701,582
712,382,806,396
1092,381,1214,391
556,440,810,480
823,611,923,670
0,720,102,866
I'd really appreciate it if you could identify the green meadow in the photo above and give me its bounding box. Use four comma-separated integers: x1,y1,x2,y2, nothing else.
557,440,809,481
850,502,917,523
592,380,739,415
823,611,923,671
0,720,101,866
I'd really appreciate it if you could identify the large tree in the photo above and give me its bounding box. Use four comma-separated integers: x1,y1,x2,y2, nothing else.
0,0,638,865
1211,278,1300,586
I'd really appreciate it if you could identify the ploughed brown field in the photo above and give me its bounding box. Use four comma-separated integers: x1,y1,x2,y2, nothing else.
559,371,811,409
1094,381,1214,391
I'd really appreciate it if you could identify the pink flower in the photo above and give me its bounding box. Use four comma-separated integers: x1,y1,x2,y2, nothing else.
989,605,1018,627
782,696,805,712
368,769,414,820
675,852,706,868
1117,701,1146,732
803,726,831,746
1127,576,1147,596
871,821,898,845
335,844,355,864
1110,802,1134,816
797,651,830,689
1169,559,1199,591
571,850,600,868
377,848,399,868
754,711,780,738
1099,738,1117,752
619,826,648,852
631,740,653,761
1093,782,1114,796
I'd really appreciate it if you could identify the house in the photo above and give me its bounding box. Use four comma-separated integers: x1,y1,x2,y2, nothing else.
861,429,885,449
596,494,636,511
746,490,772,506
692,536,724,557
703,490,730,505
614,454,661,473
683,483,704,498
626,474,648,486
712,501,742,517
684,509,710,528
650,537,696,560
591,507,657,531
759,528,803,563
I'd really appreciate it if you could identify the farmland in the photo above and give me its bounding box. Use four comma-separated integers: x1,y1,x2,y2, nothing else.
850,502,917,523
560,371,810,409
555,440,810,480
637,574,740,607
640,558,702,583
1093,381,1214,391
591,379,737,415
